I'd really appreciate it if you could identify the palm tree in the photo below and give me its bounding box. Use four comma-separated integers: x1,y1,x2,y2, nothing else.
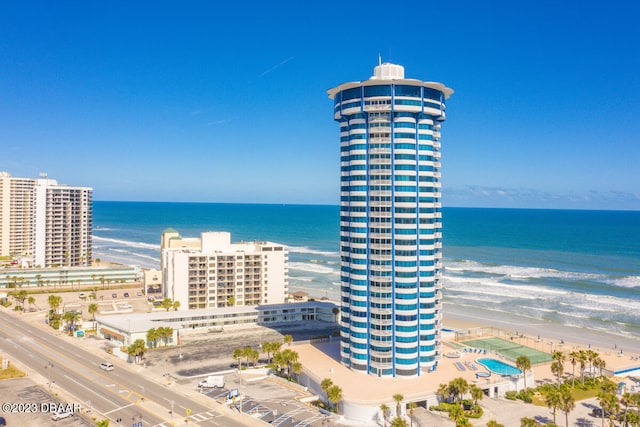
88,303,98,330
283,334,293,346
593,357,606,377
559,385,575,427
326,385,342,413
161,297,173,311
146,327,159,348
448,404,466,426
587,350,599,379
172,300,180,311
551,361,564,385
449,377,469,405
62,310,81,335
27,296,36,312
390,417,408,427
393,393,404,417
567,351,579,387
321,378,334,395
621,392,634,427
520,418,539,427
544,386,562,425
487,420,505,427
379,403,390,427
598,392,620,427
470,384,483,408
127,339,146,364
577,350,588,384
407,402,417,427
233,348,244,370
437,383,450,402
552,351,566,385
516,355,531,389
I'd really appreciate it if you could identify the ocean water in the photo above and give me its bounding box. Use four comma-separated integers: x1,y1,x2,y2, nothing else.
92,202,640,349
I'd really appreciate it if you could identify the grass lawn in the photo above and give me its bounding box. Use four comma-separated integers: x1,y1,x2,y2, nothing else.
532,386,599,406
0,361,26,380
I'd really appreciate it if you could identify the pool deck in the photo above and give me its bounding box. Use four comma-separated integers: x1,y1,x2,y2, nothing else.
295,323,640,407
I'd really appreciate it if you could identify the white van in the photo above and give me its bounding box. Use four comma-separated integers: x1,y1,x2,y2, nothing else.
198,375,224,388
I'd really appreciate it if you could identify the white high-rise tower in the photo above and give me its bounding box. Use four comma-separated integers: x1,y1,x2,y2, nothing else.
328,63,453,377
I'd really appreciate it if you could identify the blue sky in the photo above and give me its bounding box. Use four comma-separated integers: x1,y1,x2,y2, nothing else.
1,1,639,210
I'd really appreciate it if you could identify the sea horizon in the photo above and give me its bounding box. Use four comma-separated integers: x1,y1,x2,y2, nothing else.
92,201,640,351
93,199,640,213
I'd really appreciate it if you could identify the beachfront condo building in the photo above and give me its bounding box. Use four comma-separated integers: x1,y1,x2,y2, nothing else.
160,229,288,310
0,172,92,268
328,62,453,377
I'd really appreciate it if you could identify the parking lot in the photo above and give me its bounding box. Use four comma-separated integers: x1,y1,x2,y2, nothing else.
0,378,93,427
189,374,331,427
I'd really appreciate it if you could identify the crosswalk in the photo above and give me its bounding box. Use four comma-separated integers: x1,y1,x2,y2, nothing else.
150,410,222,427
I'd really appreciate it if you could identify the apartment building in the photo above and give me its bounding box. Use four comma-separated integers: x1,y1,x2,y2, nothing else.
328,62,452,377
161,229,288,310
0,172,92,267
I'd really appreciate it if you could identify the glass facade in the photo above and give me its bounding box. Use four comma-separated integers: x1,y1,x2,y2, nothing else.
328,63,452,377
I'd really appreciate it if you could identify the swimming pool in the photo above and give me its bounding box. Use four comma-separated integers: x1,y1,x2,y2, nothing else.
477,358,522,376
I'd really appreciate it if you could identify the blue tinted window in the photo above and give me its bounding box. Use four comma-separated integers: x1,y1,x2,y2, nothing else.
395,85,421,97
342,87,361,101
364,85,391,97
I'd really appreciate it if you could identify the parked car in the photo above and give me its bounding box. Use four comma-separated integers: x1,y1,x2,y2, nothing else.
124,292,130,298
0,415,6,426
136,291,143,296
111,293,117,298
99,362,114,371
51,410,73,421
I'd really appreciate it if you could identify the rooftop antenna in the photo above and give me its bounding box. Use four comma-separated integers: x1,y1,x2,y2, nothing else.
378,53,382,65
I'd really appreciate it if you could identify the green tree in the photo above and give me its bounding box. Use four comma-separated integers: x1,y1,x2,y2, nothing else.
449,377,469,404
568,351,579,387
233,348,244,370
520,418,539,427
448,404,466,426
127,339,146,364
380,403,390,427
516,355,532,389
487,420,505,427
172,300,180,311
321,378,334,395
393,393,404,417
146,327,159,348
48,295,63,314
326,385,342,413
551,351,566,385
227,296,235,307
88,303,99,330
62,310,81,335
470,384,483,408
262,341,281,365
559,385,575,427
161,297,174,311
544,386,562,425
551,361,564,385
577,350,588,384
437,383,450,402
390,417,408,427
27,296,36,312
593,357,606,377
407,402,417,427
283,334,293,346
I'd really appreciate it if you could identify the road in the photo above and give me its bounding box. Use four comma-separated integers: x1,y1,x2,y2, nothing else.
0,309,259,426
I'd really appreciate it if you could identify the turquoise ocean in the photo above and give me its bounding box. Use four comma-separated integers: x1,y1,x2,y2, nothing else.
92,202,640,350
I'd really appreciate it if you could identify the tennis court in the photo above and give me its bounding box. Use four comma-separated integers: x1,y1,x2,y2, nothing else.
461,337,552,364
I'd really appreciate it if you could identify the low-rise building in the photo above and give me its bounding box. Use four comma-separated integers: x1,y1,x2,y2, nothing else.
161,229,288,310
96,301,337,346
